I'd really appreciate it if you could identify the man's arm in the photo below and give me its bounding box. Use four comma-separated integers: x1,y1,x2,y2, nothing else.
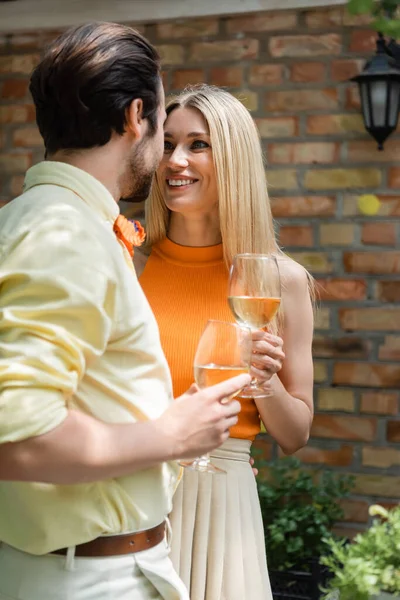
0,376,248,484
0,220,248,484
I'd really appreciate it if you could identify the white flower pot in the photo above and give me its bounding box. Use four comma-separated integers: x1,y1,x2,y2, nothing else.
372,593,400,600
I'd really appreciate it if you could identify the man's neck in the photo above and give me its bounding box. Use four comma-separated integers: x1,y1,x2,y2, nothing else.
49,145,124,203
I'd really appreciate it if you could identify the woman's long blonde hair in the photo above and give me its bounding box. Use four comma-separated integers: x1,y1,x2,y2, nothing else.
145,84,315,331
145,84,279,267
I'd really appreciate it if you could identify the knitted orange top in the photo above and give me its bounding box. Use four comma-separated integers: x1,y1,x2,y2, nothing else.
139,237,261,441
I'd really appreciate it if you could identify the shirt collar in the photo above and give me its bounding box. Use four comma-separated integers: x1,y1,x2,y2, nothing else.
23,161,120,225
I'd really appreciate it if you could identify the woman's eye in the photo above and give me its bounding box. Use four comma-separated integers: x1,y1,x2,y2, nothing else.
191,140,209,150
164,141,174,152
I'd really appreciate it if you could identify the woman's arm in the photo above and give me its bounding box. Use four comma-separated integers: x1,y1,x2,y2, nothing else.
253,258,314,455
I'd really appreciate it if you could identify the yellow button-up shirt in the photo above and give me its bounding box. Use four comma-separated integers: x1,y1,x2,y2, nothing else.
0,161,180,555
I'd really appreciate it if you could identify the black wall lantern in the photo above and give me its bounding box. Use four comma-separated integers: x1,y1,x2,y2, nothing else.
351,33,400,150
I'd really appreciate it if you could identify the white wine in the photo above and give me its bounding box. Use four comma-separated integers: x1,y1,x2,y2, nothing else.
228,296,281,329
194,364,248,398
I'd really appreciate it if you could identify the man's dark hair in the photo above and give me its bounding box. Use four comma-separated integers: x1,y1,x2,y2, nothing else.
29,22,161,155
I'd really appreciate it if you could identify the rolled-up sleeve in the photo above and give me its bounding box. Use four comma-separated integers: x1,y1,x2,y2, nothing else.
0,223,115,443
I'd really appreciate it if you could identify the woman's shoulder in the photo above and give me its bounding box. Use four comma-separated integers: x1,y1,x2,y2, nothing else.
277,253,309,294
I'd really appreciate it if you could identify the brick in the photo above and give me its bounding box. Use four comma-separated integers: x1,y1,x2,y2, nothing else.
316,278,366,301
0,79,29,100
387,421,400,443
343,12,373,26
350,30,376,53
377,281,400,303
317,388,356,412
360,392,398,415
227,11,298,33
8,33,42,50
389,167,400,188
252,438,273,461
256,117,297,138
231,90,258,112
344,252,400,274
379,336,400,361
269,34,341,57
353,474,400,497
343,194,400,217
12,127,43,147
334,362,400,388
304,169,381,190
267,170,298,190
314,362,328,383
362,223,396,246
270,195,335,217
210,67,243,88
266,89,338,112
10,174,24,196
306,114,365,136
279,225,313,247
161,71,169,92
0,153,32,175
346,86,361,110
189,39,258,62
313,336,369,359
249,64,284,86
289,252,333,274
156,19,218,39
314,307,330,330
291,444,353,467
172,69,204,89
340,307,400,331
0,54,40,75
363,447,400,468
0,105,36,125
340,499,369,524
331,59,363,81
290,62,325,83
348,140,400,163
268,142,339,165
305,7,343,28
124,24,146,36
311,415,377,441
156,45,185,65
320,223,355,245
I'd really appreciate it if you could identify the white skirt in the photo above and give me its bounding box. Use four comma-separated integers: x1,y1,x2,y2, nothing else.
169,438,272,600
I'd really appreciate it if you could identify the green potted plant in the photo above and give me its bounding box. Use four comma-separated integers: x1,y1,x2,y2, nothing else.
321,504,400,600
255,456,354,600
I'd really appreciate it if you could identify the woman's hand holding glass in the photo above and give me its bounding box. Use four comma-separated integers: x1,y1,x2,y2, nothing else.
228,253,283,398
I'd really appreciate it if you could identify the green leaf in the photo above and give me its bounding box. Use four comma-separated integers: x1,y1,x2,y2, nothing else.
347,0,374,14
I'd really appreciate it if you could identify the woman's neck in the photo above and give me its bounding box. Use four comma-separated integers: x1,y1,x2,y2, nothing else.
167,212,222,247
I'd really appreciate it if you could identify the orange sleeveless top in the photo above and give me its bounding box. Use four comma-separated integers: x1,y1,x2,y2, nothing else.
139,238,261,441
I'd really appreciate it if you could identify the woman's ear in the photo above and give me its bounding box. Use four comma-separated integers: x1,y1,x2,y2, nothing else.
125,98,144,140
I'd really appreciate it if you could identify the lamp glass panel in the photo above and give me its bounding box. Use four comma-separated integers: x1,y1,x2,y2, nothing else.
388,80,400,127
370,80,388,127
360,82,371,128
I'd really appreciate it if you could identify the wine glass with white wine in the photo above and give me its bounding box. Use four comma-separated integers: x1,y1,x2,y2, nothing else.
179,319,252,474
228,253,281,398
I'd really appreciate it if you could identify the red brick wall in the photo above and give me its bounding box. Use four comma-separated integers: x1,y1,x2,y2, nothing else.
0,6,399,533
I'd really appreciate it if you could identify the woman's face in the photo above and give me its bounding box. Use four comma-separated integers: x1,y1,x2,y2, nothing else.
157,106,219,216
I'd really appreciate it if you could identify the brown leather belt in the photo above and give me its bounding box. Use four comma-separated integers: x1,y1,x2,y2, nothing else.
52,521,166,557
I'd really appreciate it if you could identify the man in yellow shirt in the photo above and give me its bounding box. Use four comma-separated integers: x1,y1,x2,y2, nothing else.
0,22,248,600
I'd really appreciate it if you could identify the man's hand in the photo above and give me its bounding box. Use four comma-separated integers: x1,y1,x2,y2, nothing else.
156,373,250,460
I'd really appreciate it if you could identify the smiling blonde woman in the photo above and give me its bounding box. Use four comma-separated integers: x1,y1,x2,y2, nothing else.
136,84,314,600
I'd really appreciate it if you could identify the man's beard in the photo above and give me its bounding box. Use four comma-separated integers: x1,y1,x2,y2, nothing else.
120,139,157,204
